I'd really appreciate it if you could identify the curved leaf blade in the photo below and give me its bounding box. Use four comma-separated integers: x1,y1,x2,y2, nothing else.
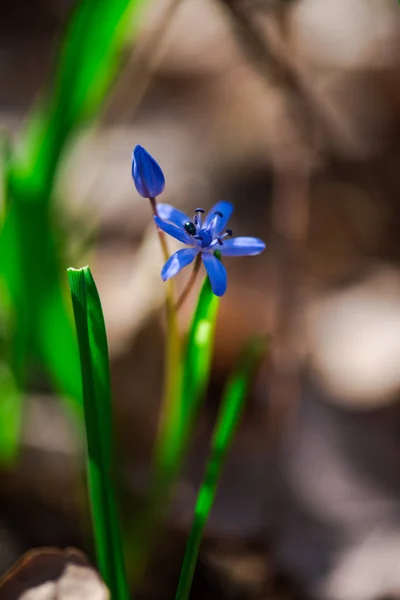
68,266,128,600
175,336,268,600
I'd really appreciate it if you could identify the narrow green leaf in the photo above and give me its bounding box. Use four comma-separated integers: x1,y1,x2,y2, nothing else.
0,200,83,406
8,0,148,201
156,275,220,479
0,0,149,433
175,336,268,600
0,131,11,223
0,363,22,467
181,277,220,431
68,266,128,600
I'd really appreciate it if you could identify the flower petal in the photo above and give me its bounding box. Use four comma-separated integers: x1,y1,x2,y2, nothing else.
202,253,227,296
157,203,192,228
132,145,165,198
203,201,233,235
219,237,266,256
161,248,199,281
154,216,192,244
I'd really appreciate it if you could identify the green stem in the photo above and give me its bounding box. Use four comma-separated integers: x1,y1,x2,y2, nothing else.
149,196,182,453
130,197,183,583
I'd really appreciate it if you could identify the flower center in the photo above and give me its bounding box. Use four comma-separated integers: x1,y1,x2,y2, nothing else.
195,229,213,248
182,207,233,250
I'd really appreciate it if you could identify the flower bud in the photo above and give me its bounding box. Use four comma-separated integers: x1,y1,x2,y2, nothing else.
131,145,165,198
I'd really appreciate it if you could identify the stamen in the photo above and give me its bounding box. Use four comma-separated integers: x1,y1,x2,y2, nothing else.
213,210,223,218
193,209,203,229
194,235,203,240
217,229,233,243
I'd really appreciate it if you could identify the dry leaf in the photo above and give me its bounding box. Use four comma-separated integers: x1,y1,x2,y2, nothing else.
0,548,109,600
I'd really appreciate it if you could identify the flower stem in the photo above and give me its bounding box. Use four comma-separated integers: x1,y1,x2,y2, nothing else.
149,197,171,265
148,197,181,443
130,196,183,584
175,253,201,310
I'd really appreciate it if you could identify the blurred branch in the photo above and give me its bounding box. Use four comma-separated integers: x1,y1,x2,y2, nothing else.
107,0,185,121
217,0,352,150
219,0,303,92
217,0,315,140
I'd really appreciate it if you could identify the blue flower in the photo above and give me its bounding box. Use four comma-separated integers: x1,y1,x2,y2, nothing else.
132,145,165,198
154,201,266,297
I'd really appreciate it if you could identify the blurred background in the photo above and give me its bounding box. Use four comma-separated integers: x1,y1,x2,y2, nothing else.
1,0,400,598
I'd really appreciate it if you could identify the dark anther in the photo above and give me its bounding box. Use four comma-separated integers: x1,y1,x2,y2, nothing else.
195,208,205,213
226,228,233,236
217,237,223,245
213,210,223,218
184,221,196,236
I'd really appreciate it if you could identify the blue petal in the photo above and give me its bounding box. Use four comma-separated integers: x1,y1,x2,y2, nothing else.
132,145,165,198
157,203,192,228
161,248,199,281
219,237,266,256
203,201,233,235
202,253,227,296
154,216,192,244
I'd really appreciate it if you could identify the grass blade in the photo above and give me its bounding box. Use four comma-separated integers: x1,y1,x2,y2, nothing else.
157,275,220,475
0,363,22,466
8,0,148,202
175,336,268,600
68,266,128,600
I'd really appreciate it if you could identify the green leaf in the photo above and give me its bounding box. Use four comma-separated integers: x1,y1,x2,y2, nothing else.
68,266,128,600
8,0,147,202
175,336,268,600
181,277,220,431
0,0,149,437
0,363,22,467
0,200,83,406
156,274,220,480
